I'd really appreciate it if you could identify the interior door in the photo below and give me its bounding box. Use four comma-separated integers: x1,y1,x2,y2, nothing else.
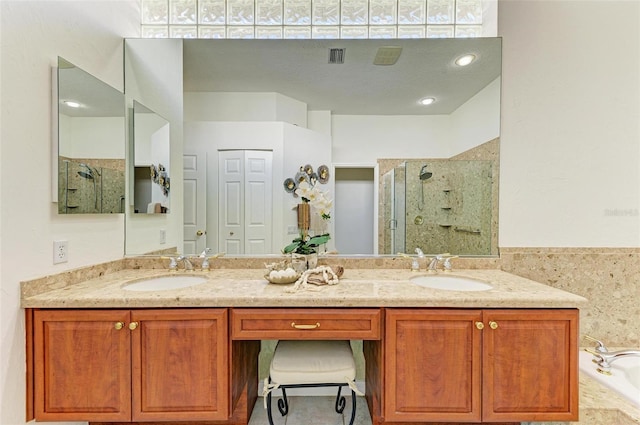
219,151,244,254
183,153,207,255
218,150,272,254
244,151,272,254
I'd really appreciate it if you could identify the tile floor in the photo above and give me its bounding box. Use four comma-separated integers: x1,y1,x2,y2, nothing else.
249,396,372,425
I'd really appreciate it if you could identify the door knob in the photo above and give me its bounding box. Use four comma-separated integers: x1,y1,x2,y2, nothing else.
196,230,205,236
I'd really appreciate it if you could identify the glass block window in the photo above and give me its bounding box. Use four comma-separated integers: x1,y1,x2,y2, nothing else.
141,0,492,38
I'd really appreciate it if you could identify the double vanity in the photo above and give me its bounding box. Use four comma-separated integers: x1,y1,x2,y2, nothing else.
22,261,587,425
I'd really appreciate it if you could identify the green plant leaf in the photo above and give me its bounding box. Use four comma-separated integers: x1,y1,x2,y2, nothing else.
307,233,330,246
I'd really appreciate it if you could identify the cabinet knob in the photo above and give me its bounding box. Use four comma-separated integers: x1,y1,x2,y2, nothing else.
489,321,499,330
196,230,205,236
291,322,320,330
475,321,484,330
114,321,125,330
128,322,139,330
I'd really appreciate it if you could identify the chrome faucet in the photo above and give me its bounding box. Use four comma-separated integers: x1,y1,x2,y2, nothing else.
176,255,193,271
585,347,640,374
199,248,212,270
427,256,439,273
584,335,640,374
427,253,457,272
584,335,609,353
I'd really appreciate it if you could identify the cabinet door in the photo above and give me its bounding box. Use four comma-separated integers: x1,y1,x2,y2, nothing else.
130,309,229,421
482,309,579,422
384,309,483,422
33,309,131,422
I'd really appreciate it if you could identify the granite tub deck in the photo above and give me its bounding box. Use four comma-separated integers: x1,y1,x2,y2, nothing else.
575,366,640,425
21,268,587,308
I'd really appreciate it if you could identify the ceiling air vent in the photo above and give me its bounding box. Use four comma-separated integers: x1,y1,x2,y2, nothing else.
373,46,403,65
328,48,346,64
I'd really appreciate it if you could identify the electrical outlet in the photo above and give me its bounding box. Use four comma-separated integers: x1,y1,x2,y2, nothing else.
159,229,166,244
53,240,68,264
287,225,298,235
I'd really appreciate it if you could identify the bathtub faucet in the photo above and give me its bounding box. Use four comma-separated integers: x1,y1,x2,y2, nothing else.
584,347,640,374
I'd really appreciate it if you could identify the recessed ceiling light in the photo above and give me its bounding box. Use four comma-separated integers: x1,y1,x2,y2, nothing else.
63,100,81,108
455,54,476,67
419,97,435,106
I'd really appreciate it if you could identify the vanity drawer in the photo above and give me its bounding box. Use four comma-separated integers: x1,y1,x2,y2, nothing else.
231,308,381,340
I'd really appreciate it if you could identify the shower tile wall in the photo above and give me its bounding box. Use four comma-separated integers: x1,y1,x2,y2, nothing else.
377,138,499,255
58,157,125,214
452,138,499,256
403,160,493,255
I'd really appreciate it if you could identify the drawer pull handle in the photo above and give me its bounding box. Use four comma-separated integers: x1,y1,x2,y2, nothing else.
291,322,320,330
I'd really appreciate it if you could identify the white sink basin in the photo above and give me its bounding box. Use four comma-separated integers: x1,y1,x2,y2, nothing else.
123,275,208,291
410,275,493,292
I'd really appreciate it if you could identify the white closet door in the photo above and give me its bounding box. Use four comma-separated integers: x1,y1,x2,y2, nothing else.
218,150,273,254
219,151,244,254
244,151,272,254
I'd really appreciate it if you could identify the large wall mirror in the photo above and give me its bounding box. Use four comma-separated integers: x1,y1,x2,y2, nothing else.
132,100,171,214
123,37,501,257
55,57,126,214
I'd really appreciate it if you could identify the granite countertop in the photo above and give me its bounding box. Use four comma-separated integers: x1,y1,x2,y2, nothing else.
21,267,587,309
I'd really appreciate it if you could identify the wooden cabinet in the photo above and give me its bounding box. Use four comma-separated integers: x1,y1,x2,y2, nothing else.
383,308,578,423
32,309,229,422
384,309,483,423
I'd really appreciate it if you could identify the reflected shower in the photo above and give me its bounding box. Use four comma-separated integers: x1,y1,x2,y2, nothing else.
77,163,100,209
418,164,432,211
77,163,95,180
419,165,433,180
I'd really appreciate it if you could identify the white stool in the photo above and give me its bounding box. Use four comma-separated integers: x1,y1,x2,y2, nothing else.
264,340,360,425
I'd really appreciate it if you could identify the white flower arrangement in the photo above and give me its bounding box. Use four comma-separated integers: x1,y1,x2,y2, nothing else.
295,181,332,220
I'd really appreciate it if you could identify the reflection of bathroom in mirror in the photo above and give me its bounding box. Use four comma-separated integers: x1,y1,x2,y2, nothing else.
379,138,499,256
123,37,501,257
56,57,126,214
132,100,171,214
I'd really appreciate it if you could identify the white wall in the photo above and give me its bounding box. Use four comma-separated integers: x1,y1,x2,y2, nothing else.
498,0,640,247
0,2,139,425
61,116,126,158
331,78,500,163
184,91,307,126
450,77,501,156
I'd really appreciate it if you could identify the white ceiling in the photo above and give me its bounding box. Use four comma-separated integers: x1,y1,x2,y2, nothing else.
183,38,502,116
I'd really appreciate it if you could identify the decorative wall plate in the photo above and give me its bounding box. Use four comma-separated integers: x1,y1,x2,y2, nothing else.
317,165,330,183
283,178,296,193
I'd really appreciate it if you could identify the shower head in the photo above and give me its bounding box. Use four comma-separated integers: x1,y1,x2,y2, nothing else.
419,165,432,181
78,163,98,179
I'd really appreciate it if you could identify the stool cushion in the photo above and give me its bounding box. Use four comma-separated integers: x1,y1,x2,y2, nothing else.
270,340,356,385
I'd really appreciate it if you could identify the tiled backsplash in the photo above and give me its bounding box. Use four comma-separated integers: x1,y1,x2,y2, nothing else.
501,247,640,347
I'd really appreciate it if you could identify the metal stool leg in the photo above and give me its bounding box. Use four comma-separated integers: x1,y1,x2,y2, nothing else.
334,385,346,414
348,389,357,425
277,387,289,416
266,377,276,425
